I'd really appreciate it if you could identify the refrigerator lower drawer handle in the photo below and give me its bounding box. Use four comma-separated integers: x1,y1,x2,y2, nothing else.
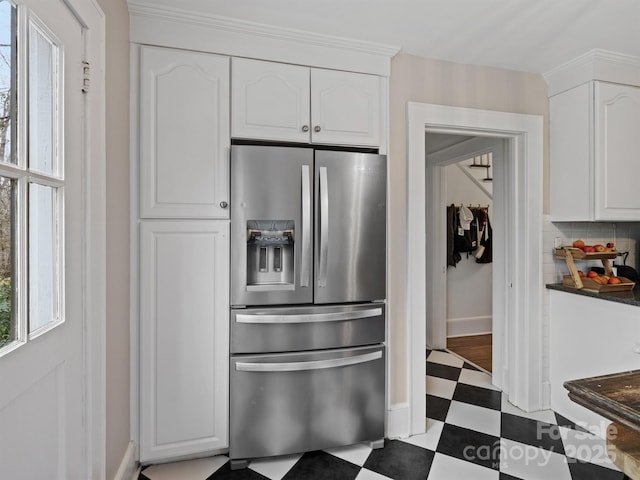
235,350,382,372
235,307,382,324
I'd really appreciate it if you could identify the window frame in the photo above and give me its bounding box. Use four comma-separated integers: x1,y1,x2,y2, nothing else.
0,1,65,355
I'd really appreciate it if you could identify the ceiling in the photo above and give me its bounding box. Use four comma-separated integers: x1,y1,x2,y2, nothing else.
134,0,640,74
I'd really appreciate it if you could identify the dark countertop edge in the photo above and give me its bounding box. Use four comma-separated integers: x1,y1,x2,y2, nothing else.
563,370,640,435
546,283,640,307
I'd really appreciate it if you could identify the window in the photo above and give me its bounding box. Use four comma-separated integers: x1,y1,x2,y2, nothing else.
0,0,64,352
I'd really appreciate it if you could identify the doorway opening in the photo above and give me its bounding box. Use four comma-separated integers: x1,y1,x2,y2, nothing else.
425,134,503,374
405,102,544,436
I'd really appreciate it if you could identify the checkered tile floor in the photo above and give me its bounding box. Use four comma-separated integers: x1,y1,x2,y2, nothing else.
139,349,625,480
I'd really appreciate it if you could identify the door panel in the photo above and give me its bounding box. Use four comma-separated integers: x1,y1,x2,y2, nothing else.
140,220,229,462
595,82,640,220
314,151,386,304
231,58,310,143
0,1,85,478
310,69,381,147
139,46,230,218
231,145,313,306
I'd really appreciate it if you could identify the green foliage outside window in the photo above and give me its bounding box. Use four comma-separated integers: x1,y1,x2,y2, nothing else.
0,277,11,347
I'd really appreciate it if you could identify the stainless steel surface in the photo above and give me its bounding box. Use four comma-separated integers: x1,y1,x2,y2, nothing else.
229,145,387,464
314,151,386,304
235,350,382,372
318,166,329,288
231,145,313,306
231,303,385,354
220,201,228,208
314,125,321,132
235,307,382,324
300,164,311,287
231,145,386,306
301,125,309,132
229,345,385,460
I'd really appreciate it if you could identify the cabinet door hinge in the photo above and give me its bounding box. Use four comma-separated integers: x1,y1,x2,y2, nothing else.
82,61,90,93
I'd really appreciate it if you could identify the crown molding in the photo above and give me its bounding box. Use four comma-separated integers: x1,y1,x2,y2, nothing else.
544,49,640,96
127,1,400,58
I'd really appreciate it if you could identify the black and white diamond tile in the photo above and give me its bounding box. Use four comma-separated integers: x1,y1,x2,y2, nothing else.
139,349,626,480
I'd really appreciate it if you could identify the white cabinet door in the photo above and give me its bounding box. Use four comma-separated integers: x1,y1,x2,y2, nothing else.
140,220,229,463
550,81,640,221
139,46,230,218
549,82,593,221
231,57,310,142
231,58,383,147
311,69,381,147
595,82,640,220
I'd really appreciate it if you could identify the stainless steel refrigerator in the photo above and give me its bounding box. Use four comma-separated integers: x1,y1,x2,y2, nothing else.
229,144,387,468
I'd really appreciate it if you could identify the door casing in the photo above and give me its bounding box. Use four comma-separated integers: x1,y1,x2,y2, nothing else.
406,102,544,435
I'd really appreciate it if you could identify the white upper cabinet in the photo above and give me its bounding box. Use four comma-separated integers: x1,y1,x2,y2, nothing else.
310,68,381,146
550,81,640,221
232,57,381,147
595,82,640,220
139,46,230,218
231,58,310,143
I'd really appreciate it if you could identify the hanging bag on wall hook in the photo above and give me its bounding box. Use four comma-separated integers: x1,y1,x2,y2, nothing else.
474,242,485,259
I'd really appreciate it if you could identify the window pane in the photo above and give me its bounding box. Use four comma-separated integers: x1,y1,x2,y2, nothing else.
29,183,57,332
0,176,14,347
0,1,16,165
29,22,55,175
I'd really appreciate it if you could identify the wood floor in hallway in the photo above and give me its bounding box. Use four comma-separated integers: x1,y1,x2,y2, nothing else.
446,334,492,372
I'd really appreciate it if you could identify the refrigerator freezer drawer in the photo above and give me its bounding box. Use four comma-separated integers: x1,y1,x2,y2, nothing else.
231,303,385,353
229,345,385,460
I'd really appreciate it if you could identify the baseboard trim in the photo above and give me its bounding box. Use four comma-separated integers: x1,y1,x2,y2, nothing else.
113,441,137,480
387,402,410,439
446,315,492,338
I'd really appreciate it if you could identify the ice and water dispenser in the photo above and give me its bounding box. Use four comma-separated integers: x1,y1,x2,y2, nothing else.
245,220,295,290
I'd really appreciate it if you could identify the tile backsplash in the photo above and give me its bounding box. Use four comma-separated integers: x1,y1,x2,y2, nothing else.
543,217,640,283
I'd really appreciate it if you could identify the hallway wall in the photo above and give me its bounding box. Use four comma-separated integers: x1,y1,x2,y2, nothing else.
444,164,492,337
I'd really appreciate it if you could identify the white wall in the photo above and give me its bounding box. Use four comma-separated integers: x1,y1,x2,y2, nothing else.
445,164,493,337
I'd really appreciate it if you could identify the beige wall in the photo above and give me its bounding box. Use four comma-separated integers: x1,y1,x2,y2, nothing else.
94,0,131,477
388,53,549,404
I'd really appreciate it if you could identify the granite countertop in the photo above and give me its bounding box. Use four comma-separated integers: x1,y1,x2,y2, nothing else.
546,283,640,307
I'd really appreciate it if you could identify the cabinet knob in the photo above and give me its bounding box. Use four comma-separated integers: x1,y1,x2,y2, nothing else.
314,125,321,133
301,125,309,132
220,201,228,209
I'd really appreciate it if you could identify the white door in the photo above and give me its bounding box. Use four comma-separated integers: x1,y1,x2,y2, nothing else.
231,57,310,143
595,81,640,220
139,46,230,219
310,68,381,147
0,0,86,478
140,220,229,462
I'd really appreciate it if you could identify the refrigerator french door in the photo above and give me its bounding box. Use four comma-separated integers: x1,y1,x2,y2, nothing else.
229,144,387,467
230,145,386,306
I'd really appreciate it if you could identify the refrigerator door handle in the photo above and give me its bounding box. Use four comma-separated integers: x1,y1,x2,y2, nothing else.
301,164,311,287
235,350,382,372
235,307,383,324
318,166,329,287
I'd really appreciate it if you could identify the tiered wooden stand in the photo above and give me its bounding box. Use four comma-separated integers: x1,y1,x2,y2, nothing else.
555,247,635,292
